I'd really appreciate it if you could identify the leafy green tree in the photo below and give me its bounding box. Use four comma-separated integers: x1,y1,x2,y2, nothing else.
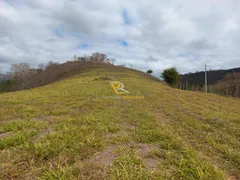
161,67,180,87
147,69,153,74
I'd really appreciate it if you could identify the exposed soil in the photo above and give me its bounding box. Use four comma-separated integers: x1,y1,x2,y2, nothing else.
0,132,14,138
94,76,112,81
120,122,136,131
34,127,54,142
31,116,60,123
144,157,159,170
90,146,117,167
129,143,160,170
89,142,160,171
0,118,23,125
155,112,170,124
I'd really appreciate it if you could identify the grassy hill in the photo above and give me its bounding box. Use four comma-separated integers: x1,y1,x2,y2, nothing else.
0,61,160,93
0,64,239,179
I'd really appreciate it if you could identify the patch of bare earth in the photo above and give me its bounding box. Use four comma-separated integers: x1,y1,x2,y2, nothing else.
0,118,23,125
24,173,38,180
90,146,117,167
31,115,60,123
89,142,160,172
0,132,14,138
196,114,206,121
130,143,156,156
130,143,160,171
103,129,128,138
75,146,117,179
155,112,170,125
76,162,107,180
211,117,233,127
103,132,114,138
34,127,53,142
120,122,135,131
228,176,238,180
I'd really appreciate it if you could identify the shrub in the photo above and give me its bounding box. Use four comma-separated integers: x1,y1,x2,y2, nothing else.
147,70,153,74
161,67,180,87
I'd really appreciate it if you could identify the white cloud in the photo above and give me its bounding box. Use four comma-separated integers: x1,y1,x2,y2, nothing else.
1,0,240,75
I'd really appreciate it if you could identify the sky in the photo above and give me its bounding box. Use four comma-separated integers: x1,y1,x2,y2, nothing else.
1,0,240,76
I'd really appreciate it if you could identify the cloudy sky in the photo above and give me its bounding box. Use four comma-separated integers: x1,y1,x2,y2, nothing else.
1,0,240,75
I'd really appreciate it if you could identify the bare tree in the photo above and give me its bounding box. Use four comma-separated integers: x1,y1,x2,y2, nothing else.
0,74,4,81
78,56,86,61
10,63,32,89
73,55,77,61
0,73,11,81
84,55,91,61
46,61,59,70
91,52,108,63
224,72,240,82
37,63,45,71
110,58,116,64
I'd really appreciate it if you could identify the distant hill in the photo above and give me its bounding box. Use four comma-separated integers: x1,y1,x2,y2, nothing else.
180,67,240,85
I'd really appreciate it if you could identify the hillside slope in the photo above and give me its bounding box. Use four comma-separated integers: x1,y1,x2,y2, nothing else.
0,65,239,179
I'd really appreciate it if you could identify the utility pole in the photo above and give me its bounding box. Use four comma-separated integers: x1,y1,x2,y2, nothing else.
205,64,207,93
